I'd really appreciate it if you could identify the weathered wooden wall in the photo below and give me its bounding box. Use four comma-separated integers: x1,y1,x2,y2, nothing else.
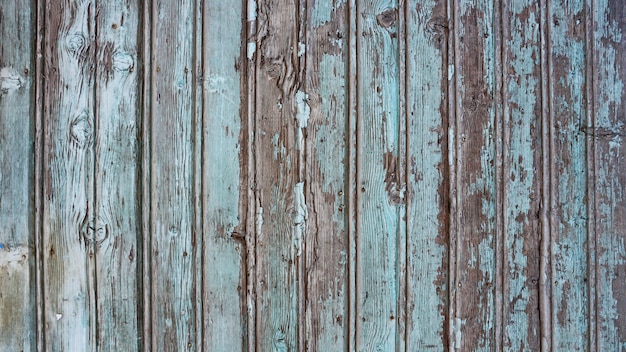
0,0,625,351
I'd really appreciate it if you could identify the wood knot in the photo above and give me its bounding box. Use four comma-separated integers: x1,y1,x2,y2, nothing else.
80,217,109,246
65,33,87,56
376,9,397,28
262,57,284,80
112,52,134,72
69,111,93,147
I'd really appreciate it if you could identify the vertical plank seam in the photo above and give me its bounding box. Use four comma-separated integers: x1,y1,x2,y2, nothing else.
34,0,46,349
347,0,358,349
252,0,262,350
584,0,597,349
447,0,461,348
244,0,258,349
297,1,308,350
546,2,558,351
538,0,553,349
398,0,409,350
353,0,363,347
90,4,100,350
494,0,506,350
195,0,204,349
149,0,158,347
141,0,154,348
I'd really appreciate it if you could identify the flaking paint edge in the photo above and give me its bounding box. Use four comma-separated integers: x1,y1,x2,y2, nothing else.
295,90,310,151
293,182,307,257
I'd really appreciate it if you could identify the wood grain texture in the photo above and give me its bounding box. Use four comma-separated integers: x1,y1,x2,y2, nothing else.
591,0,626,350
2,1,626,350
201,0,245,350
254,0,302,349
42,1,96,350
149,0,200,349
548,0,590,349
304,0,349,350
93,1,142,350
355,0,402,350
502,0,542,349
452,0,498,350
404,0,449,350
0,0,36,350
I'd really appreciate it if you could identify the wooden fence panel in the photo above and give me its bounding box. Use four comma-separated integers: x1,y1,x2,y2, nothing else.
41,2,96,350
0,0,625,350
592,0,626,350
93,1,142,350
502,0,542,349
303,0,350,350
254,0,302,350
0,0,36,350
354,0,402,350
148,0,202,350
451,0,498,350
201,0,246,351
405,0,449,350
549,0,590,349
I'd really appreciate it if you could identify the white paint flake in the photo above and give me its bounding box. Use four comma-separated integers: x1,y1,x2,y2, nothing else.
0,67,24,93
293,182,308,256
448,64,455,81
56,314,63,321
247,42,257,60
256,206,263,234
247,0,257,21
295,90,310,150
297,42,306,57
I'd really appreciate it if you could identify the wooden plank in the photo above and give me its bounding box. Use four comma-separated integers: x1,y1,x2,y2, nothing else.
303,0,349,350
201,0,246,350
355,0,402,350
501,0,542,350
591,0,626,350
404,0,449,350
452,0,498,350
141,0,153,350
347,0,359,350
548,0,590,349
0,0,36,350
93,1,141,350
254,0,302,349
149,0,201,349
42,1,96,350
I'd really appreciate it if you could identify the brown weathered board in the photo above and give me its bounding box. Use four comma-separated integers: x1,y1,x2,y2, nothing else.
1,0,625,350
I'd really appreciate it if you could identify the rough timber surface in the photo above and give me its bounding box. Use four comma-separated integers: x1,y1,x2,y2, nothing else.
0,0,36,350
0,0,624,351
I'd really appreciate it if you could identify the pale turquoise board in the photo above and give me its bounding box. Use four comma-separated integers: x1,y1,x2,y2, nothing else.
0,0,36,350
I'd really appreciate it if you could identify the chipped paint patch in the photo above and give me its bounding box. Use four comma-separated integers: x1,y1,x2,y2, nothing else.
0,67,24,93
297,42,306,57
0,245,29,271
454,317,463,349
295,90,310,150
247,0,257,21
448,64,455,81
247,42,256,60
256,206,264,234
293,182,307,256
